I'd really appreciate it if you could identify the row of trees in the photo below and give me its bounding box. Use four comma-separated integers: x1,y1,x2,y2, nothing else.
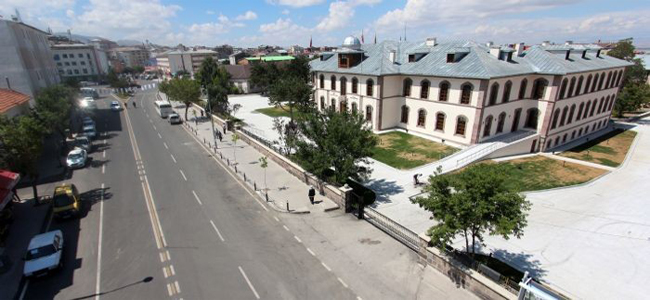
0,85,77,199
608,40,650,117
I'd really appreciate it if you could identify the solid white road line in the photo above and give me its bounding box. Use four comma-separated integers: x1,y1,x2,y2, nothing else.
102,164,105,174
163,142,169,149
18,281,28,300
170,154,177,163
273,216,280,222
95,183,105,300
209,220,225,242
192,190,203,205
238,266,260,300
321,262,332,272
179,170,187,181
306,248,316,256
283,225,290,231
338,277,349,288
294,236,302,243
153,125,157,131
102,150,105,158
157,132,162,139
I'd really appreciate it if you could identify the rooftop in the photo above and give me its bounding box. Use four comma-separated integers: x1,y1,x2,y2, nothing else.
246,56,295,62
223,65,252,79
0,88,31,114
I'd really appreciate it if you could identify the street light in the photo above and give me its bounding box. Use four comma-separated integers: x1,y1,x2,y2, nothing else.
203,86,218,149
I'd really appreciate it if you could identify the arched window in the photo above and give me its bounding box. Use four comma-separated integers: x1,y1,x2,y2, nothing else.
319,74,324,89
589,98,597,116
488,82,499,106
608,95,615,111
320,96,325,110
555,136,560,147
483,115,493,137
611,72,619,89
560,106,568,126
597,97,604,114
351,77,358,94
605,71,613,88
592,73,599,92
417,109,427,127
340,100,347,113
598,72,605,90
330,75,336,90
559,78,568,99
568,77,576,98
567,104,576,124
525,108,539,129
331,98,336,111
435,113,445,131
403,78,412,97
421,80,430,99
584,101,591,119
603,97,609,113
496,112,506,134
340,77,347,95
576,76,584,96
365,106,373,122
460,83,472,104
455,116,467,136
546,140,552,150
531,78,547,100
400,105,409,123
502,81,512,103
577,102,584,121
518,79,528,99
351,102,358,113
366,79,374,96
551,108,561,129
585,74,592,93
616,70,623,87
439,81,450,102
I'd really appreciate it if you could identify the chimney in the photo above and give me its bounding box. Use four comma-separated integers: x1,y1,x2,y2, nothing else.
514,42,525,56
582,50,587,59
596,49,601,58
389,50,396,63
426,37,437,47
565,40,573,46
5,77,10,90
565,49,571,60
486,41,494,48
489,47,500,59
541,41,550,47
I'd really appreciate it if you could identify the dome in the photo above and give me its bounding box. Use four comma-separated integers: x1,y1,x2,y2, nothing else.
342,36,361,50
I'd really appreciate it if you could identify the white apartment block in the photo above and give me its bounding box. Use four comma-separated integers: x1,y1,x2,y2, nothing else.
0,19,60,100
157,49,219,78
110,47,150,68
52,44,109,79
310,37,630,152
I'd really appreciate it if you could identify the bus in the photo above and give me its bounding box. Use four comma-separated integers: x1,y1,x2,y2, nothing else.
154,101,173,118
80,87,99,99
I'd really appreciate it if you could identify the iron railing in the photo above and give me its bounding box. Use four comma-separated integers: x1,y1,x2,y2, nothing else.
363,207,421,252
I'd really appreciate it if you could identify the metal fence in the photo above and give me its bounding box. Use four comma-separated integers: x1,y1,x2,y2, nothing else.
238,127,281,153
362,207,421,252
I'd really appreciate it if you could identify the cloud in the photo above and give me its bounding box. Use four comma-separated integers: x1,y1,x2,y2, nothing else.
281,9,290,15
315,0,380,32
266,0,325,8
236,10,257,21
244,17,311,45
206,10,215,15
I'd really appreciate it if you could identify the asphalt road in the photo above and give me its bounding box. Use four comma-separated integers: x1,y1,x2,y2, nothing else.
21,88,359,299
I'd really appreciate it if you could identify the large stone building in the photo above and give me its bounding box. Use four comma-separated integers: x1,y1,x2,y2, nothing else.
51,44,109,80
310,37,630,152
0,19,60,100
109,46,150,68
156,49,219,78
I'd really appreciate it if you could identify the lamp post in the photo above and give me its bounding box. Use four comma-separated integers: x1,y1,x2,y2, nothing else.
203,86,218,149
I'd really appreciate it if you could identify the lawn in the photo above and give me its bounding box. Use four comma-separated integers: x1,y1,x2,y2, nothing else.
254,105,305,119
559,129,637,167
461,156,607,192
372,131,459,169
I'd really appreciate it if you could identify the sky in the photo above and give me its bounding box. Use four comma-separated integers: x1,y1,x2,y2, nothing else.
1,0,649,48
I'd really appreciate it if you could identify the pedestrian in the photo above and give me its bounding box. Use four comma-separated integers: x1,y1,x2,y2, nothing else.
413,173,421,185
308,186,316,205
201,110,204,118
217,131,223,142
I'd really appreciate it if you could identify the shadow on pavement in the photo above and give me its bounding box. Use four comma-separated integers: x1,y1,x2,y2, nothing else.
364,178,405,199
492,249,547,281
69,276,154,300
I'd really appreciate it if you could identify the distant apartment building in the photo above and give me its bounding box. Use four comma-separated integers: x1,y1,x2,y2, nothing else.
0,19,60,100
214,44,234,59
51,44,109,80
109,47,150,68
157,49,219,77
89,38,118,51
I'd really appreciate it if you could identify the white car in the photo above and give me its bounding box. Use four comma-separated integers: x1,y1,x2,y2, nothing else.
110,101,122,111
168,113,182,125
23,230,64,278
82,117,95,128
82,124,97,139
66,148,87,169
81,97,96,109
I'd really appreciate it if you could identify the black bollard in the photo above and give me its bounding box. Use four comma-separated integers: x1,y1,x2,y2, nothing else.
244,173,247,181
254,182,257,191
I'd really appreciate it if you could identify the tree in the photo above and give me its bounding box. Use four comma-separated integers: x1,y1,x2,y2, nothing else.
272,117,298,155
62,77,80,89
107,69,129,89
284,56,311,83
0,115,45,200
295,109,377,185
412,164,531,256
196,57,231,114
33,85,75,145
231,133,239,163
608,40,635,61
259,156,268,191
250,62,281,94
623,59,647,86
133,66,145,74
614,83,650,117
165,78,202,121
268,76,313,123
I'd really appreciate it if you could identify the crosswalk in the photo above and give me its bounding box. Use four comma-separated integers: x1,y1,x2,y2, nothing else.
95,83,158,95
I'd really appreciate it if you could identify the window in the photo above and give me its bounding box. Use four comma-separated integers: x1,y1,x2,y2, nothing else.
408,54,415,62
518,79,528,99
605,71,613,88
420,80,430,99
531,78,547,100
616,70,623,87
87,53,91,59
54,54,60,61
496,112,506,134
351,102,358,113
320,97,325,110
460,83,472,104
417,109,427,127
62,54,68,58
555,137,560,146
69,53,74,58
603,98,609,113
562,134,567,143
439,82,449,102
559,78,568,99
366,106,372,122
483,115,493,137
57,62,62,66
577,102,584,121
551,109,560,129
330,75,336,90
455,116,467,135
592,74,599,92
571,131,576,140
576,76,584,96
579,128,583,136
74,69,79,74
560,107,568,126
567,104,575,124
403,78,412,97
80,61,86,65
331,98,336,111
502,81,512,103
435,113,445,131
568,77,576,98
319,75,324,88
592,123,597,131
598,72,605,90
352,77,358,94
525,108,539,129
78,53,83,58
72,62,77,66
340,77,347,95
447,53,454,63
585,74,592,93
584,101,591,119
366,79,374,96
83,68,88,74
400,105,409,123
67,70,72,75
589,99,597,116
340,100,347,113
608,96,615,111
488,83,499,106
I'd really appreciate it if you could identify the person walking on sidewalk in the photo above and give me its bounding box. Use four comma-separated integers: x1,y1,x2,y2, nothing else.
308,186,316,205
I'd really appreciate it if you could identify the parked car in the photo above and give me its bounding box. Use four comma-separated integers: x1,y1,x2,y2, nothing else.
75,136,92,152
82,125,97,139
52,184,81,219
80,97,96,109
66,148,87,169
82,117,95,128
168,113,182,125
110,101,122,111
23,230,64,278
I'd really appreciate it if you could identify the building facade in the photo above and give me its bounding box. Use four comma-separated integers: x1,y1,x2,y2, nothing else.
109,47,150,68
0,19,60,100
51,44,109,80
310,37,630,152
223,65,259,94
157,49,219,78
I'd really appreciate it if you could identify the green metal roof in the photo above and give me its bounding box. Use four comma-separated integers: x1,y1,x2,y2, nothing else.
247,56,295,62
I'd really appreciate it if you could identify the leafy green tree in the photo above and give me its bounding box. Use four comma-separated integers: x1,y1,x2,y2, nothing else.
107,69,129,89
614,83,650,117
62,77,80,89
412,164,531,256
284,56,311,83
295,109,377,185
133,66,145,74
0,115,46,200
250,62,281,94
166,78,202,120
268,76,313,123
196,57,231,114
259,156,268,191
623,59,647,86
33,85,75,145
608,40,635,61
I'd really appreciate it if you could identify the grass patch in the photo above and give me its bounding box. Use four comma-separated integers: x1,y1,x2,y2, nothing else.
559,129,637,167
452,156,607,192
372,131,459,169
254,105,306,119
